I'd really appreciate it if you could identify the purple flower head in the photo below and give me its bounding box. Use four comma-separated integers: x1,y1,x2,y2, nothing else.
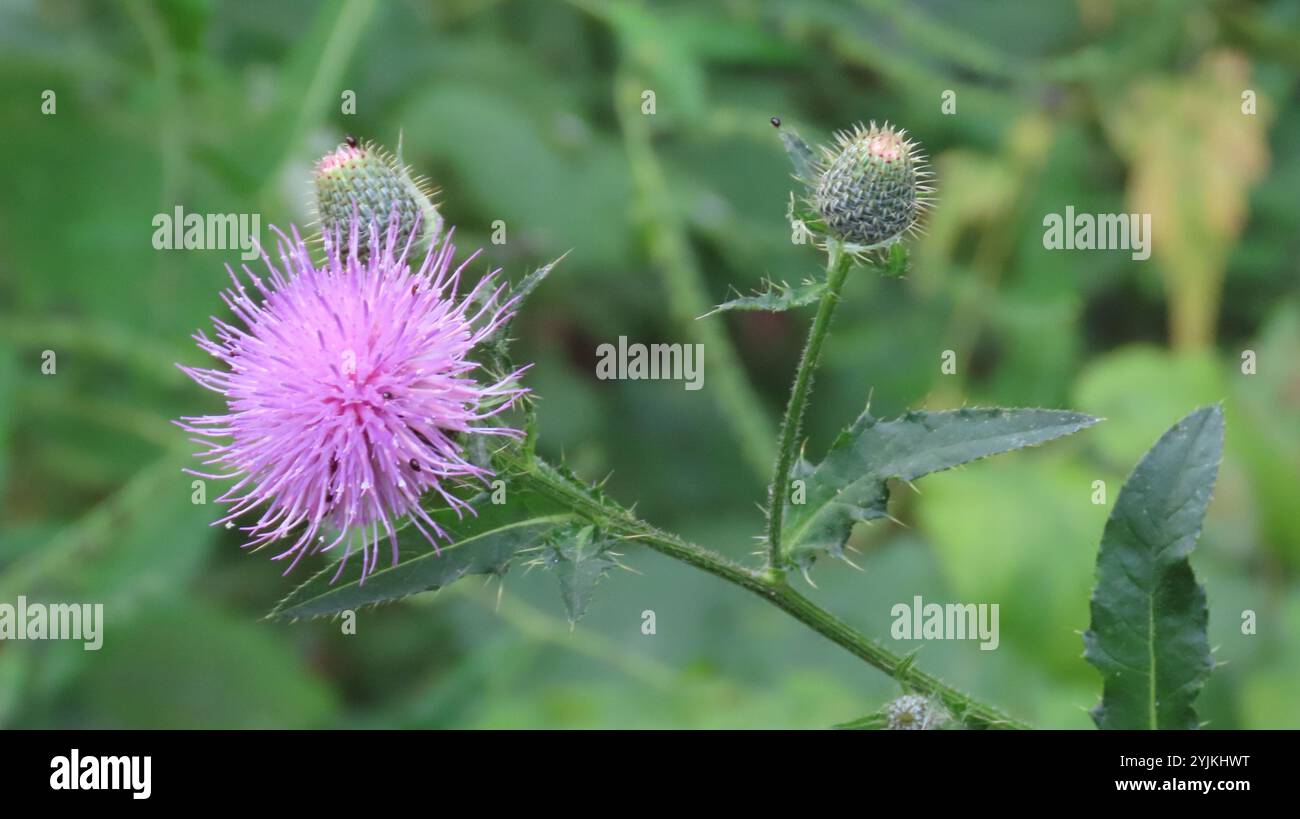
178,214,529,582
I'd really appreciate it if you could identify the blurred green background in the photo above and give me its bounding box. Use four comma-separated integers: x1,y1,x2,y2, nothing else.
1,0,1297,729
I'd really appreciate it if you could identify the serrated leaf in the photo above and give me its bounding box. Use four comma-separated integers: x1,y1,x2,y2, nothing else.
780,408,1100,567
1083,405,1223,730
539,523,621,624
704,278,826,317
508,254,564,310
268,486,575,620
477,254,565,364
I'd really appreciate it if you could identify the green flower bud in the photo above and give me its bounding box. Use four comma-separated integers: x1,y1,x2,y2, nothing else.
313,135,440,257
814,121,931,249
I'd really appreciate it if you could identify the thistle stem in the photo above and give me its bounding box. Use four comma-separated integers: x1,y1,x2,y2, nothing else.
511,454,1027,730
765,242,852,570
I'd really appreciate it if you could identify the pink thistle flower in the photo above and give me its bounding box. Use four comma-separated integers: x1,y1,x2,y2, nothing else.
177,215,529,583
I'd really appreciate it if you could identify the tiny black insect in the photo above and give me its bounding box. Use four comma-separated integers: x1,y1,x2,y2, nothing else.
408,459,421,472
770,116,781,128
382,391,394,400
345,134,358,148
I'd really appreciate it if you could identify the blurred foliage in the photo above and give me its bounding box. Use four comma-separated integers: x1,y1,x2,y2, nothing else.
0,0,1297,728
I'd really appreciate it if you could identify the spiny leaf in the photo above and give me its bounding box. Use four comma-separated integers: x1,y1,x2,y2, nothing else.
779,407,1100,569
1084,404,1223,730
703,278,826,317
535,523,622,624
507,253,566,313
267,485,575,621
476,253,566,367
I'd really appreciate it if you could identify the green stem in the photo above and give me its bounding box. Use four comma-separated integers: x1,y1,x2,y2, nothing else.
766,243,852,570
510,454,1027,730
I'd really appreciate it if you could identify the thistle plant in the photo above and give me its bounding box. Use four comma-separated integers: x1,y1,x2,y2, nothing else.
182,130,1225,730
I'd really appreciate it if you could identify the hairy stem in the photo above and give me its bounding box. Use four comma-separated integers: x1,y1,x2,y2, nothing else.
509,454,1027,729
766,243,852,570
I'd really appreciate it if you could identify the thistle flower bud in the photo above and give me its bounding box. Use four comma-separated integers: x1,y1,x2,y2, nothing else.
885,694,950,730
814,121,930,248
313,136,440,255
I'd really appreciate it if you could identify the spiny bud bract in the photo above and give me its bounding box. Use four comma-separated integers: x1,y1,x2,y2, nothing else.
313,136,441,257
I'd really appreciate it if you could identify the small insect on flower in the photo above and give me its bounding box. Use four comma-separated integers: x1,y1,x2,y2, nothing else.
176,214,530,583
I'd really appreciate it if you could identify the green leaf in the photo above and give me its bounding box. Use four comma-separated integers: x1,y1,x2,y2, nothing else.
535,523,623,624
780,408,1100,568
268,485,576,621
1083,405,1223,730
507,254,564,312
703,278,826,317
476,253,566,367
